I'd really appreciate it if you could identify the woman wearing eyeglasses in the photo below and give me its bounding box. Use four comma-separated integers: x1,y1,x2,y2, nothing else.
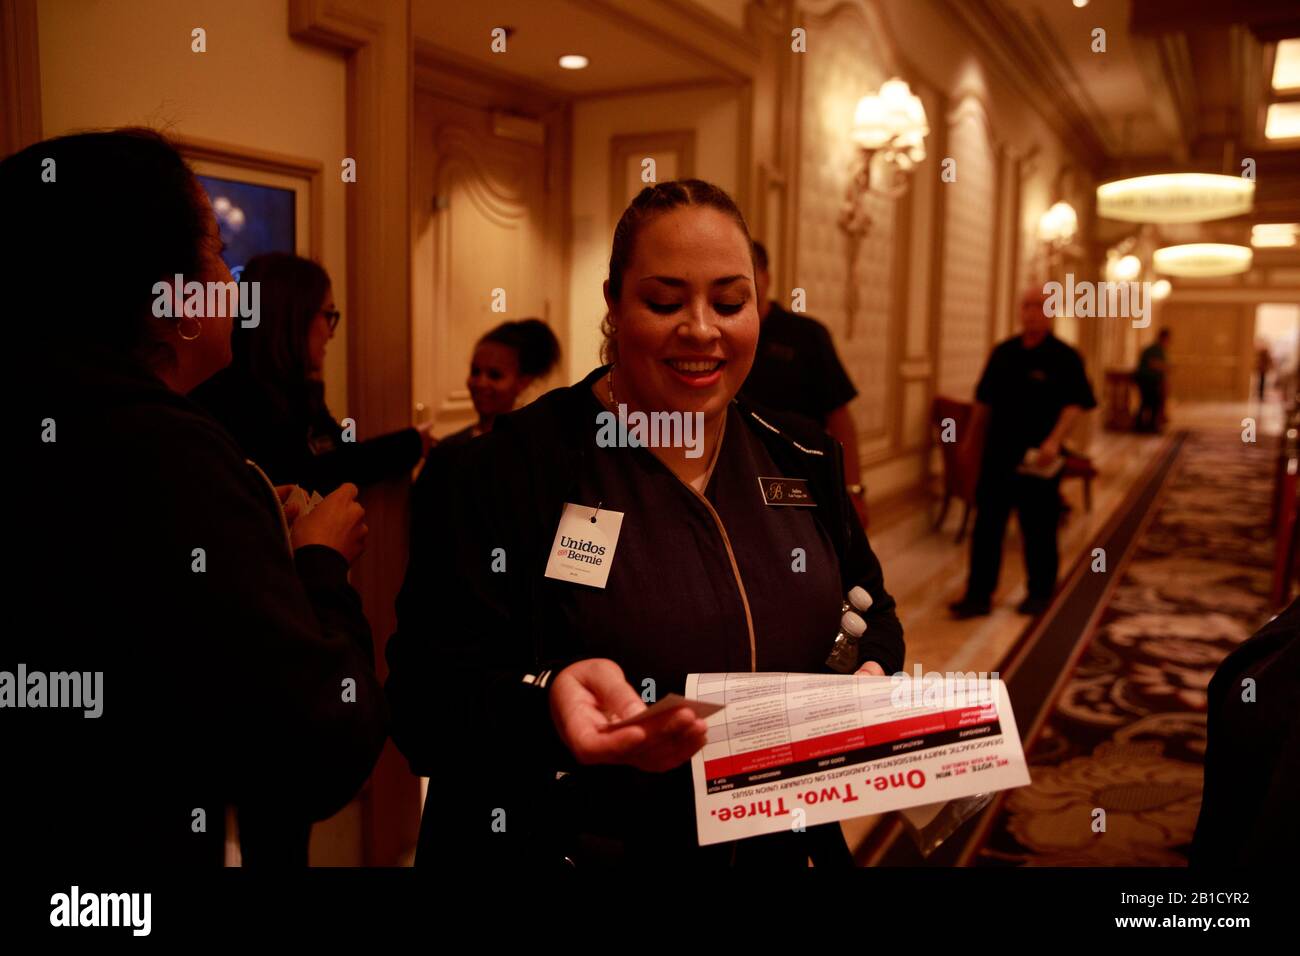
193,252,435,494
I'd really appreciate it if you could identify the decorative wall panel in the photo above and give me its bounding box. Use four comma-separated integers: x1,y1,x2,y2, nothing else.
795,1,896,437
937,97,998,399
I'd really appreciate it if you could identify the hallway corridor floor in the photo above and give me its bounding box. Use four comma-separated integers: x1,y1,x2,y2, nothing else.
844,400,1288,862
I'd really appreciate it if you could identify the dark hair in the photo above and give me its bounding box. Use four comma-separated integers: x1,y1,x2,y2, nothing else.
230,253,331,417
0,127,208,367
602,179,754,363
480,318,560,378
752,240,770,274
1158,327,1171,340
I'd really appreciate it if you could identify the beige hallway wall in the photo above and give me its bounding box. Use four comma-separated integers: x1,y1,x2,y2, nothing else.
35,0,365,866
412,89,565,437
37,0,351,419
781,0,1096,503
568,84,745,382
1160,301,1257,402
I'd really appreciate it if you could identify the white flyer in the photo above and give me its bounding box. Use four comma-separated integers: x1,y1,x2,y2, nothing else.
686,672,1031,846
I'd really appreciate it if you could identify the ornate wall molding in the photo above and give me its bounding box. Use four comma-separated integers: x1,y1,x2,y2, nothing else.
937,91,999,398
289,0,414,868
793,0,900,444
940,0,1106,170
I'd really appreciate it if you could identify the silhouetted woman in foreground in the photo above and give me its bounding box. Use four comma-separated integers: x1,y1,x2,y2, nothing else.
4,128,387,867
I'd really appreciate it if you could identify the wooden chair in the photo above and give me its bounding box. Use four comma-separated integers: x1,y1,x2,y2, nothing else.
1104,369,1137,431
1062,452,1097,513
932,396,1096,542
931,396,978,541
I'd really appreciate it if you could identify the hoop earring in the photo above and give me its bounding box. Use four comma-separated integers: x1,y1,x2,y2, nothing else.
178,317,202,342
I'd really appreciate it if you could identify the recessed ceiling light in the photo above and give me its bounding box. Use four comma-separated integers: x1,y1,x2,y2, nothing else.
1273,38,1300,92
1072,0,1089,8
559,54,589,70
1265,102,1300,140
1251,223,1299,248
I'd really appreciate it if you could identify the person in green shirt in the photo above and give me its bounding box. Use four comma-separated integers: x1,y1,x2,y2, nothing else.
1134,328,1170,433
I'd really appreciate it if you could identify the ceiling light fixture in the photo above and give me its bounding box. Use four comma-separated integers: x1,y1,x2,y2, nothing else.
558,54,589,70
1265,102,1300,140
1096,173,1254,224
1153,243,1253,277
1251,223,1299,248
1272,38,1300,92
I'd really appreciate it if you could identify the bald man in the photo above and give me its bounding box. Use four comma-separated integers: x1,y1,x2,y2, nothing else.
950,290,1097,618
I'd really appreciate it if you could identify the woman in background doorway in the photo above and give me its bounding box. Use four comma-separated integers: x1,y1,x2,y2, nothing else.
412,319,560,525
437,318,561,449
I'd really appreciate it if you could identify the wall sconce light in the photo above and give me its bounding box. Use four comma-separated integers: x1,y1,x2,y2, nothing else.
1038,201,1078,247
838,78,928,338
1111,253,1143,282
1101,231,1144,284
1036,200,1080,278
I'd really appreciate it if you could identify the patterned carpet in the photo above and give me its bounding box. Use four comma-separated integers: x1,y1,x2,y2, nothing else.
971,429,1279,866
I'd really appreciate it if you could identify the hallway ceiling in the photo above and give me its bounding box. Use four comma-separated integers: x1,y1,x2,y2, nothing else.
412,0,732,97
998,0,1174,159
960,0,1300,229
985,0,1299,163
413,0,1300,230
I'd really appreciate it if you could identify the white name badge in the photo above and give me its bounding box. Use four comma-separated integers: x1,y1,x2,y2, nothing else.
544,502,624,589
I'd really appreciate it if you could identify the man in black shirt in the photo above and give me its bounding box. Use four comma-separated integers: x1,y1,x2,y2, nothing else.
740,242,867,525
1134,328,1170,433
950,289,1097,618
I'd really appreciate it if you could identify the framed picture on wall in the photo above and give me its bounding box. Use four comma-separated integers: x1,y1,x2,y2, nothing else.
609,130,696,229
176,136,323,276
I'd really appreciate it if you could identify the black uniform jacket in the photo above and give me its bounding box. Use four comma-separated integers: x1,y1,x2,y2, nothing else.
1191,598,1299,867
193,365,422,494
387,365,904,867
11,342,388,867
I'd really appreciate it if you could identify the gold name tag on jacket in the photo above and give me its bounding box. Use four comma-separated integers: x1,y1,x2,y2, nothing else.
757,476,816,507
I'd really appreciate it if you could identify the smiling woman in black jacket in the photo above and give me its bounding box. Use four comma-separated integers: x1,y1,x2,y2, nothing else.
5,129,387,868
386,180,903,868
